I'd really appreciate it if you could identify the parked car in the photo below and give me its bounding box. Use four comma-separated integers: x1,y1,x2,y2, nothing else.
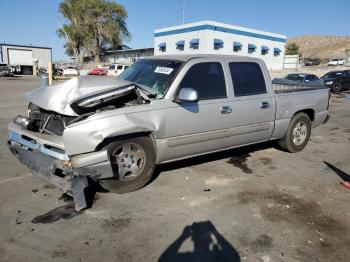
283,73,324,85
54,68,63,76
88,67,107,76
107,63,130,76
0,64,14,77
304,58,321,66
7,55,330,210
328,59,345,66
321,70,350,92
63,66,79,76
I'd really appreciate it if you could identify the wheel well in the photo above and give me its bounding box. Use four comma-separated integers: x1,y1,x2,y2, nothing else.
294,109,315,121
95,132,155,151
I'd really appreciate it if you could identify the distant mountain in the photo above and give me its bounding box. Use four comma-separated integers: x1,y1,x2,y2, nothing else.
287,35,350,59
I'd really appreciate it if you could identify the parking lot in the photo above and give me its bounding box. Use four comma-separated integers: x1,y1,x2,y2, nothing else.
0,74,349,262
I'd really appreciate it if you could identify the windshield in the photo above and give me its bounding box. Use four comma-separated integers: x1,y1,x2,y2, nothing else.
285,74,304,82
118,59,183,98
322,71,342,78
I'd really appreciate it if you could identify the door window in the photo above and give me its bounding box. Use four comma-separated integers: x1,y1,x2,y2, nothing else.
229,62,267,96
305,75,318,81
178,62,226,100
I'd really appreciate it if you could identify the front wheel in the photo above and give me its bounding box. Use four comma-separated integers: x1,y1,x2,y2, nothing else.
331,83,342,92
278,113,311,153
100,136,156,193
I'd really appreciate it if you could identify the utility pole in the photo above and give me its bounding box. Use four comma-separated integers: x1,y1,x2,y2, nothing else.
182,0,185,24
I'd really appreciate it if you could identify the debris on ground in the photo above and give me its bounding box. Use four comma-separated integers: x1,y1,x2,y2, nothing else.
341,181,350,189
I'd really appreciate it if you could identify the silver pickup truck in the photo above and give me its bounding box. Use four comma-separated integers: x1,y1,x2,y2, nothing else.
8,55,330,210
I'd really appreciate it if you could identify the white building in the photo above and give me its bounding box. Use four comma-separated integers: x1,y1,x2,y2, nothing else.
0,43,52,75
154,21,286,70
104,47,154,63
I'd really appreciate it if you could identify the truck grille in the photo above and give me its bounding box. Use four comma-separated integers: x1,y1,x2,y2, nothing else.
28,103,75,136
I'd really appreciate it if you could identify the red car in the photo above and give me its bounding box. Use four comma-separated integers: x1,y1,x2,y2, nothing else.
88,67,107,76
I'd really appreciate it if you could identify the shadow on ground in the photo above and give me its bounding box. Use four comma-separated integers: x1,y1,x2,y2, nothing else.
158,221,240,262
149,141,277,184
324,161,350,182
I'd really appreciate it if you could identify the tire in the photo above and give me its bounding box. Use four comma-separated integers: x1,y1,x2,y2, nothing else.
278,112,311,153
331,83,342,92
99,136,156,193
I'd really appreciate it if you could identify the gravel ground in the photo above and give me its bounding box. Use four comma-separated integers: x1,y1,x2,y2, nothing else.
0,73,349,262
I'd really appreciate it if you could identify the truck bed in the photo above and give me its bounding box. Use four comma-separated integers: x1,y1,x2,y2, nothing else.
272,80,329,94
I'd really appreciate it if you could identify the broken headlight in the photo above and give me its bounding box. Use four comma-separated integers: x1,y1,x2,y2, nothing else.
14,115,30,129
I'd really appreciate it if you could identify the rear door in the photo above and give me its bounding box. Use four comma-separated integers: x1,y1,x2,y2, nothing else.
224,61,275,146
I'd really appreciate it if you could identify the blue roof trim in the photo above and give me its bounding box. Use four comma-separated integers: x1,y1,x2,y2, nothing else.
233,41,242,47
159,42,166,47
261,46,270,51
274,47,282,52
155,24,286,43
248,44,257,49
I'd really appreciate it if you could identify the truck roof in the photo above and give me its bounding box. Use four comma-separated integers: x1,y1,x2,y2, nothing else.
146,54,264,63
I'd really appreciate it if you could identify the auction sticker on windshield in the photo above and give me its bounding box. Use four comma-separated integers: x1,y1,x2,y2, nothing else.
154,66,173,75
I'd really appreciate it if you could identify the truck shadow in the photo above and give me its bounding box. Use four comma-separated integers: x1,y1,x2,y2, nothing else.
324,161,350,182
158,220,240,262
149,141,277,185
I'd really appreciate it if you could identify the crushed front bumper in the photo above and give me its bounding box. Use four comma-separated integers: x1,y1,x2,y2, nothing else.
8,122,114,211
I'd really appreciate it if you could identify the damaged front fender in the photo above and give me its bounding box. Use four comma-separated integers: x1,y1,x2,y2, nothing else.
63,112,158,155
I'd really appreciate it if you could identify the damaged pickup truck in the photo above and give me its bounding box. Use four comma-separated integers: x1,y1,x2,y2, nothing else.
8,55,331,210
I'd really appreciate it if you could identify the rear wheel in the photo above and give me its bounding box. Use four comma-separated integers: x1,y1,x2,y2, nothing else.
100,136,156,193
278,113,311,153
331,83,342,92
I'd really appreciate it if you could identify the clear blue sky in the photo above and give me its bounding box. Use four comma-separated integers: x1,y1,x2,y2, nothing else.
1,0,349,61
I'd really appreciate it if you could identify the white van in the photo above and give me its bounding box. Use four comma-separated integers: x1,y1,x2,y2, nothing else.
107,64,130,76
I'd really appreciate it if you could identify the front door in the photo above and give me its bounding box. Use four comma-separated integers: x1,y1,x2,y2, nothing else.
161,62,234,162
341,71,350,89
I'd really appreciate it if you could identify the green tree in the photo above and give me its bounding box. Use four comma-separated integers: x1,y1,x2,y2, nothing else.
58,0,130,65
285,42,300,55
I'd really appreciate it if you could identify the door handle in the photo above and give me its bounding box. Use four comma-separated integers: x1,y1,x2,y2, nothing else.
261,101,270,109
220,105,232,114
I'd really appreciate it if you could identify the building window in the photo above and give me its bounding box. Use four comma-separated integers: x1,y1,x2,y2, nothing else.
189,38,199,49
233,42,242,52
261,46,269,55
159,42,166,52
229,62,267,97
248,44,257,54
176,40,185,51
273,48,282,56
214,39,224,50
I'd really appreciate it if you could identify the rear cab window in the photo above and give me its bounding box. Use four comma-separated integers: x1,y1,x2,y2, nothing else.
178,62,226,100
229,62,267,97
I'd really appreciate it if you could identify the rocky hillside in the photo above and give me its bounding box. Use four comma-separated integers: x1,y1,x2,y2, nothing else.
287,35,350,59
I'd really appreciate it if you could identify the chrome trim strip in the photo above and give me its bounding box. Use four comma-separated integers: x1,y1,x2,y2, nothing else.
167,123,271,147
8,131,69,161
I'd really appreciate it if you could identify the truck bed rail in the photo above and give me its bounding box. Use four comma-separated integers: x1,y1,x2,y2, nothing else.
272,78,329,94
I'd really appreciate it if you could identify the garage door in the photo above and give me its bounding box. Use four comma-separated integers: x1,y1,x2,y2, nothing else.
8,49,33,66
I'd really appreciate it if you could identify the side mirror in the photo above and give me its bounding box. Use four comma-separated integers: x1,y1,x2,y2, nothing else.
175,88,198,103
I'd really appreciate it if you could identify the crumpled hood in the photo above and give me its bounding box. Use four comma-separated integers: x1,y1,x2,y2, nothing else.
28,76,134,116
